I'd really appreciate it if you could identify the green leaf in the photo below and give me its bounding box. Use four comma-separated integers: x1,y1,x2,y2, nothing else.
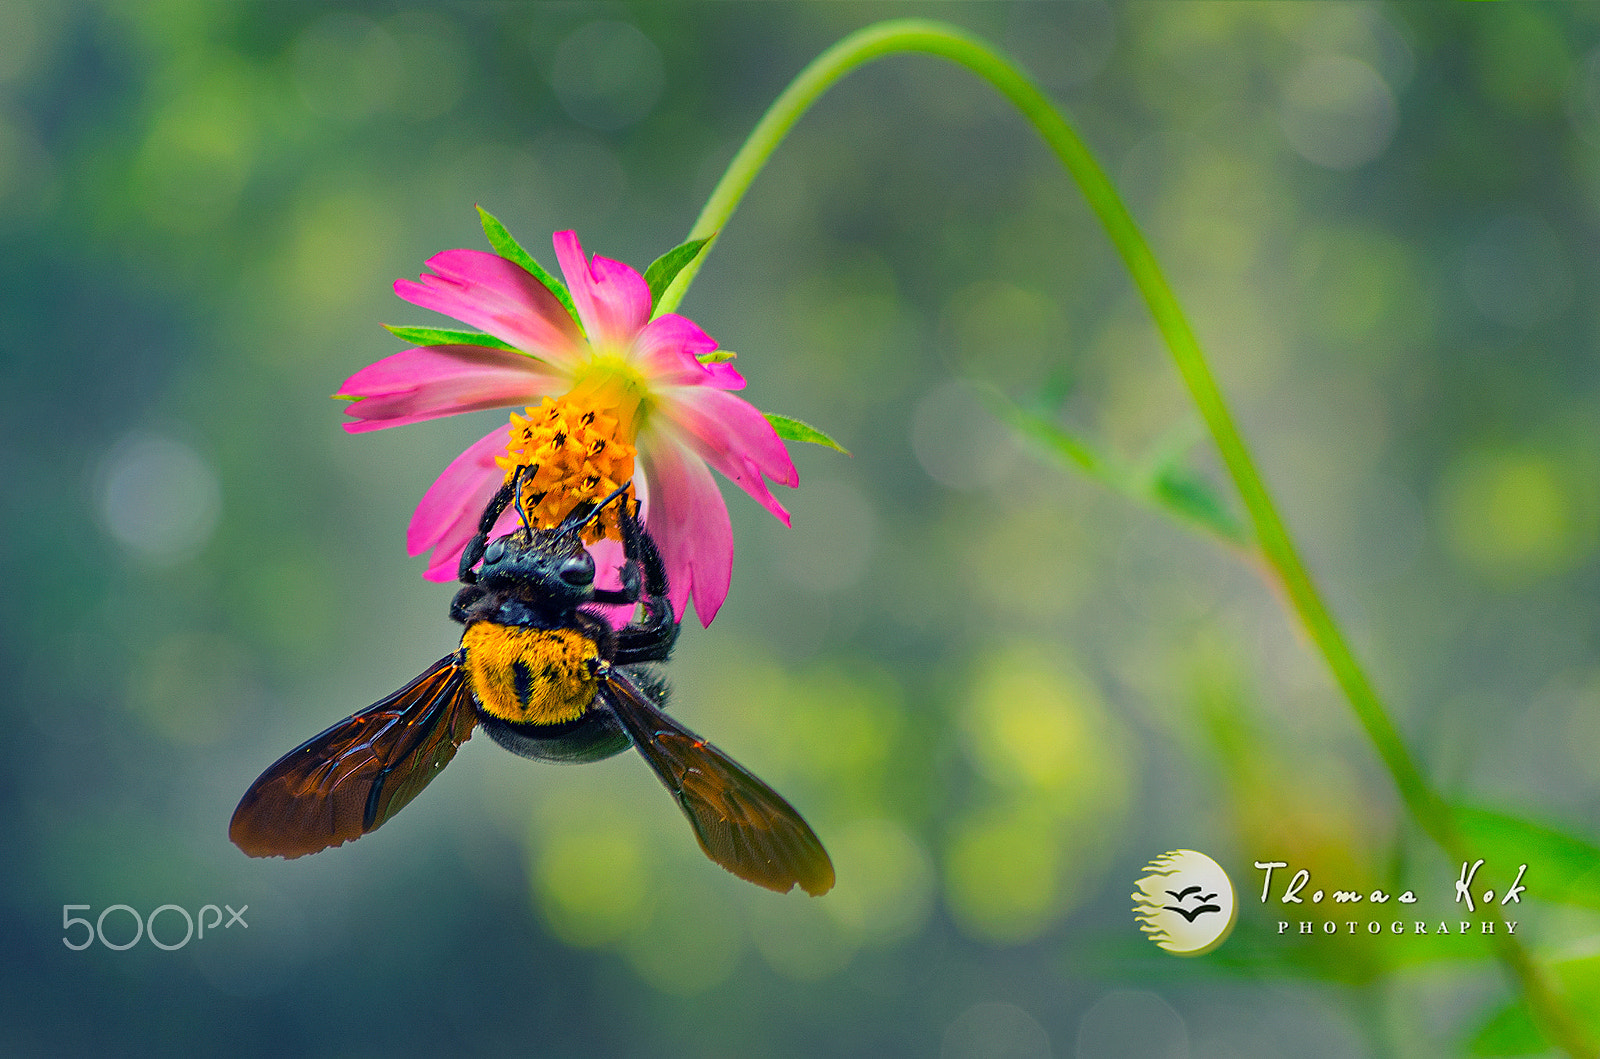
1455,805,1600,911
643,237,713,315
383,325,519,351
1469,953,1600,1055
476,206,584,335
766,414,850,455
1000,398,1112,480
1132,416,1249,544
1469,998,1544,1056
1149,465,1249,544
1036,362,1077,413
994,391,1249,545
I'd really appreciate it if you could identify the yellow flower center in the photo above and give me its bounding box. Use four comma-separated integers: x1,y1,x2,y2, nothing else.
495,360,648,543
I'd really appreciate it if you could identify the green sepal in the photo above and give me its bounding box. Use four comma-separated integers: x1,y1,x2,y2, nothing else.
383,324,520,352
476,206,585,336
698,349,737,363
766,414,850,455
644,237,713,316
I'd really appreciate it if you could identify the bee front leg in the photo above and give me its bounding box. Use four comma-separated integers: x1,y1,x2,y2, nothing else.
458,477,518,584
623,499,671,622
590,492,646,607
610,501,678,665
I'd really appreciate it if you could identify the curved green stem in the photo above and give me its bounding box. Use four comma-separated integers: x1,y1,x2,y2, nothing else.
665,18,1594,1058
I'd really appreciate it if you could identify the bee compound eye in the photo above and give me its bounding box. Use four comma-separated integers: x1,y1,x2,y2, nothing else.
559,553,595,587
484,539,506,563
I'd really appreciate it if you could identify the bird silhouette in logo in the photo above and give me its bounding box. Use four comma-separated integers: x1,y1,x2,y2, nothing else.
1163,884,1222,922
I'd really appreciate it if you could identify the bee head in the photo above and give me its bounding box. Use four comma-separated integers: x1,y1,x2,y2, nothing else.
475,527,597,606
472,481,633,609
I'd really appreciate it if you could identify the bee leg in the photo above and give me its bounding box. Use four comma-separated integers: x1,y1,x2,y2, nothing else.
590,493,647,607
590,550,640,607
611,501,678,665
612,613,678,664
627,501,672,626
448,583,488,625
622,497,669,602
457,477,517,584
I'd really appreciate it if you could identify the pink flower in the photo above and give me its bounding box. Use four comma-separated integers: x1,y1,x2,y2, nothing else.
337,227,797,627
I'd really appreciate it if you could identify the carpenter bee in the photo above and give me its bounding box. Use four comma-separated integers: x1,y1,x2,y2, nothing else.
229,475,834,896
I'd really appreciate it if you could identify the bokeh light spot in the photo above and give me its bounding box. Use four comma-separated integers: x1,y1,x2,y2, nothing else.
1439,449,1587,584
944,280,1067,391
1460,212,1572,329
943,802,1064,944
282,184,395,315
133,68,257,232
787,251,904,392
1280,55,1396,170
751,895,856,981
549,21,664,131
824,817,936,946
962,648,1123,802
386,12,467,121
1291,225,1419,346
292,14,402,122
127,632,250,745
96,434,221,560
622,877,743,995
912,380,1021,491
1474,6,1569,118
941,1001,1051,1059
532,825,652,948
1075,990,1188,1059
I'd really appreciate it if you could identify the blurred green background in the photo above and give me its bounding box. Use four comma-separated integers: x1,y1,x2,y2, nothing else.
6,2,1600,1055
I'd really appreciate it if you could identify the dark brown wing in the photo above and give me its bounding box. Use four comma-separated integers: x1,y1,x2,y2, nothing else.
230,654,476,858
600,670,834,896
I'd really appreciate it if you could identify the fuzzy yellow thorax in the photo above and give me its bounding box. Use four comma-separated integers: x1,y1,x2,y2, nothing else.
461,623,600,726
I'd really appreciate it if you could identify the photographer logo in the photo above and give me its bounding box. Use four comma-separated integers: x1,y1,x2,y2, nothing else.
1132,850,1237,956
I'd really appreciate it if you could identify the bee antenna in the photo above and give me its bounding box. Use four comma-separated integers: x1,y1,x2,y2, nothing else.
511,465,535,532
556,481,633,540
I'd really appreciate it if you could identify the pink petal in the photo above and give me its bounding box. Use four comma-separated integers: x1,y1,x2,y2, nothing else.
552,231,650,351
639,438,733,627
579,535,635,630
656,387,798,525
630,314,745,389
338,345,565,433
408,424,512,581
667,388,796,486
697,358,747,390
396,249,584,365
426,500,522,582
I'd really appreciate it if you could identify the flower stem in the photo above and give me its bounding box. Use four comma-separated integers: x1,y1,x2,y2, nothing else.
668,18,1595,1057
